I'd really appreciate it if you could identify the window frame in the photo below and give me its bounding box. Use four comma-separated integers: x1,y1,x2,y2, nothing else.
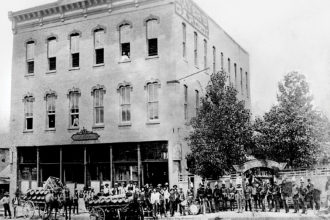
194,32,198,66
23,95,35,132
203,39,207,69
146,82,160,122
68,90,81,129
195,90,199,116
146,18,159,57
92,89,105,127
119,85,132,124
212,46,216,73
119,24,131,62
47,37,57,72
234,63,237,87
221,52,224,70
182,23,186,58
26,41,35,75
184,85,188,120
45,94,56,130
94,28,105,65
240,68,244,96
246,72,249,98
70,33,80,69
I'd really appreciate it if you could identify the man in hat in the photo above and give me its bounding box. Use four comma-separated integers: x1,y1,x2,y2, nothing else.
228,181,236,211
235,183,244,213
178,186,186,216
298,179,307,214
220,181,228,211
272,180,281,212
292,182,300,213
266,182,273,212
169,188,177,217
213,182,221,212
259,181,267,212
104,183,110,196
197,183,205,213
280,178,291,213
245,182,252,212
163,183,170,213
204,182,214,213
0,192,11,219
306,179,315,210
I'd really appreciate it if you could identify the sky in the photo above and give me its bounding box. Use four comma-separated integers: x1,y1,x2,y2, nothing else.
1,0,330,132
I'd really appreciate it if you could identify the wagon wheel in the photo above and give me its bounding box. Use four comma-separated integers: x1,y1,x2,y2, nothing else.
90,207,105,220
22,200,35,219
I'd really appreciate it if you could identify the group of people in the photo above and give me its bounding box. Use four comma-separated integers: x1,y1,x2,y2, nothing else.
194,177,321,215
0,192,19,219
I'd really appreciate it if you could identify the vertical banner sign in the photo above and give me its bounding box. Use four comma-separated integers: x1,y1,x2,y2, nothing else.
175,0,209,38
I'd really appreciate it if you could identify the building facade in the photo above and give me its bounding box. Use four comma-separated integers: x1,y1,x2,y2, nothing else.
9,0,250,194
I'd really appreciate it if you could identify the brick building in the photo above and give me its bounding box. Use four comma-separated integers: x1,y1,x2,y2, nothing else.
8,0,250,194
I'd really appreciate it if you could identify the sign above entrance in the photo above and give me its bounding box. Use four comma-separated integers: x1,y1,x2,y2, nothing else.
71,128,100,141
233,159,287,173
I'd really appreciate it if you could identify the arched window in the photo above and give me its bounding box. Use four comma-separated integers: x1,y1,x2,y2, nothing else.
69,32,81,68
119,24,132,61
118,83,132,123
47,37,57,71
145,80,160,121
68,88,81,128
145,17,159,57
94,28,105,65
45,91,57,129
91,85,106,126
23,93,35,131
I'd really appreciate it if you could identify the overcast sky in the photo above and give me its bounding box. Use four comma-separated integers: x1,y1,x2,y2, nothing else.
1,0,330,132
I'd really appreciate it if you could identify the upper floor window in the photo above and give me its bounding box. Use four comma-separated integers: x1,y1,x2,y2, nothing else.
119,24,131,62
46,93,56,129
221,52,224,70
146,19,159,57
146,82,160,121
119,85,131,123
240,68,244,95
182,23,186,58
246,72,249,98
203,39,207,69
195,90,199,116
234,63,237,87
47,37,57,71
23,94,35,131
68,89,80,128
213,46,216,73
70,33,80,68
228,58,231,82
194,32,198,66
26,41,35,74
94,28,105,65
92,87,105,126
184,85,188,120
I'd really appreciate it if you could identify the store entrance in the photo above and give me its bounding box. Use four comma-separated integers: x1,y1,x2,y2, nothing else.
143,162,168,187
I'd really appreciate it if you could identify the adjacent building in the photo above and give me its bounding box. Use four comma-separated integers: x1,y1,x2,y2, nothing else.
8,0,250,194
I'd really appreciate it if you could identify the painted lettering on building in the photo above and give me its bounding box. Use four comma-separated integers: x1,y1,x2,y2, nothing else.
175,0,209,38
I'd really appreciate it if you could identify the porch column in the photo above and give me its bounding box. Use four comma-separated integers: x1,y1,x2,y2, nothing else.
60,147,63,183
84,146,87,186
110,146,113,187
137,144,141,188
36,147,40,187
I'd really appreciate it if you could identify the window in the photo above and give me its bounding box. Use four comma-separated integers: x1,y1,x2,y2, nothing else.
213,46,216,73
184,85,188,120
246,72,249,98
119,86,131,123
194,32,198,66
147,82,159,121
221,52,224,70
93,89,105,126
46,94,56,129
234,63,237,87
23,95,34,131
228,58,231,82
203,39,207,69
26,41,35,74
70,33,80,68
119,24,131,61
240,68,243,95
47,37,57,71
68,90,80,128
146,19,159,56
94,29,105,65
182,23,186,58
195,90,199,116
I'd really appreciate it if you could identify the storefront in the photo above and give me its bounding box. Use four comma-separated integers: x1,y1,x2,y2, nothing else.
17,141,169,193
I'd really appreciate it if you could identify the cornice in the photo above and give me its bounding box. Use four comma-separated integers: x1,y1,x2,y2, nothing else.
8,0,171,34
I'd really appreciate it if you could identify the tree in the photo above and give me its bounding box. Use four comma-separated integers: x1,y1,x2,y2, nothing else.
186,71,253,179
253,71,330,168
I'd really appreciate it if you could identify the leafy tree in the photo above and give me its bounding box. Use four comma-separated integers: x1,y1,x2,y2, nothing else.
186,71,253,179
253,72,330,168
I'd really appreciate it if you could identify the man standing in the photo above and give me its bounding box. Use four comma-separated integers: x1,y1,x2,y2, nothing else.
293,183,300,213
272,181,281,212
213,183,221,212
220,181,228,211
266,182,273,212
245,182,252,212
280,178,291,213
298,179,307,214
235,183,244,213
204,182,214,213
169,188,177,217
178,187,186,216
197,183,205,213
228,181,236,211
259,182,267,212
306,179,314,210
251,182,258,211
0,192,11,219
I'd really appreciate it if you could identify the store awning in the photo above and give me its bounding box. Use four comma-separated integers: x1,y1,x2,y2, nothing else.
0,165,11,180
233,159,287,173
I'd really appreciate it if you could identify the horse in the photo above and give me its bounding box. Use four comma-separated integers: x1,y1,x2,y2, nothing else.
43,187,73,220
44,190,61,220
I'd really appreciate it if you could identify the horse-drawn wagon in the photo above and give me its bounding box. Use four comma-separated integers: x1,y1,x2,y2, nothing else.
88,194,144,220
21,176,65,219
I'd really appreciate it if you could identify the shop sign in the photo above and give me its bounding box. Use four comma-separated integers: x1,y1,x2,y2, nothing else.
175,0,209,38
233,159,287,173
71,128,100,141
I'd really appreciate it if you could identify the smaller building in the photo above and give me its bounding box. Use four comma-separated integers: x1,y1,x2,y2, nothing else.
0,134,12,197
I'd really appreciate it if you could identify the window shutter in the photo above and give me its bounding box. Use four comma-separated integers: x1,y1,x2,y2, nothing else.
48,40,56,58
71,35,80,53
27,43,35,60
95,30,104,49
120,25,131,44
147,19,159,39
